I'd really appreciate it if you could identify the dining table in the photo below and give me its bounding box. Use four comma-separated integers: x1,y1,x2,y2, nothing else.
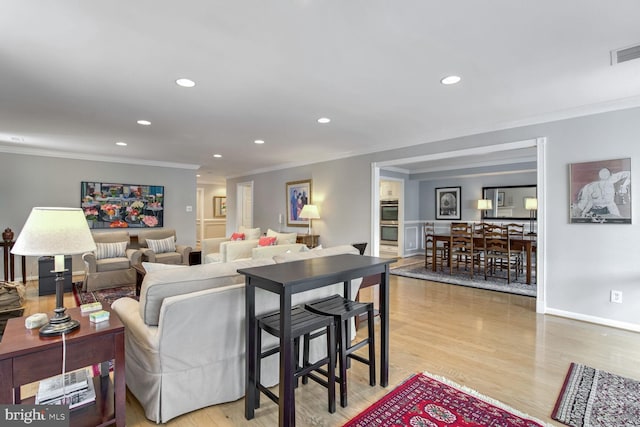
432,232,537,284
238,253,394,427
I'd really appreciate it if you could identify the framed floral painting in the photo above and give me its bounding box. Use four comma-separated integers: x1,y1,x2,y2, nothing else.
80,181,164,229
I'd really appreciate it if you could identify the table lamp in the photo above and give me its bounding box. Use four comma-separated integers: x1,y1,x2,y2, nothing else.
12,207,96,336
476,199,492,222
525,197,538,235
299,204,320,246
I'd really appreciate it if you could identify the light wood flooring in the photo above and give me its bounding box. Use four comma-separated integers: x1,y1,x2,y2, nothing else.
16,257,640,426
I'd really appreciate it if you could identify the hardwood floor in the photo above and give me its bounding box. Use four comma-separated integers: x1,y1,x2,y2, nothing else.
16,259,640,426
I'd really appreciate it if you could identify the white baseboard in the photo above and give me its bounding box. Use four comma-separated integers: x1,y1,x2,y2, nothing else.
545,307,640,332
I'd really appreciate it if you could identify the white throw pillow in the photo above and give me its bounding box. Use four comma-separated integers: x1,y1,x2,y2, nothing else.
95,241,127,260
147,236,176,254
142,262,187,272
266,229,297,244
239,226,261,240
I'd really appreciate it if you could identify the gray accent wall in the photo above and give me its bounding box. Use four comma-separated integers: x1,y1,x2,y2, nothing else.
0,152,197,279
228,106,640,331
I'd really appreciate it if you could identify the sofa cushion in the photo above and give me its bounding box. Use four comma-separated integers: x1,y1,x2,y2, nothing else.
142,262,187,272
96,241,127,260
266,229,297,244
139,257,276,326
239,226,261,240
230,232,245,241
273,244,360,263
96,257,131,272
146,236,176,254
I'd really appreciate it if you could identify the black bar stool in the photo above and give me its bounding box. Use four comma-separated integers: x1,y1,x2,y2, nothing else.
305,294,376,408
255,305,337,418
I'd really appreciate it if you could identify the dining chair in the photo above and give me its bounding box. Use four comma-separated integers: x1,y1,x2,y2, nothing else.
483,223,519,283
449,222,479,278
424,222,447,271
506,223,525,274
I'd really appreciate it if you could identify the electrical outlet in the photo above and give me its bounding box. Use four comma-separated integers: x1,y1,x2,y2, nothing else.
185,205,193,212
610,290,623,304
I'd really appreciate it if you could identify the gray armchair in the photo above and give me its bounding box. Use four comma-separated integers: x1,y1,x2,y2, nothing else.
137,228,192,265
82,231,142,292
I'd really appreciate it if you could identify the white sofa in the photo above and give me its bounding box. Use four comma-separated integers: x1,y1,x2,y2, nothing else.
111,244,361,423
202,228,302,263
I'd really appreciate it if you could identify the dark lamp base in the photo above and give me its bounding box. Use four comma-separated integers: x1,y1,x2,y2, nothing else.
39,315,80,337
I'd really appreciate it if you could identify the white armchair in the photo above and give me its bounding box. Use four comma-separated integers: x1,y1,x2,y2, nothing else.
137,228,192,265
82,231,142,292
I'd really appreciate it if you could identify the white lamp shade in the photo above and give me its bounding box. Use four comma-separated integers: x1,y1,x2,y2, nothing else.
477,199,492,210
525,198,538,210
299,204,320,220
11,207,97,256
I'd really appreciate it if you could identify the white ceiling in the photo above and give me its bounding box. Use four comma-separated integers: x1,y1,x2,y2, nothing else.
2,1,640,184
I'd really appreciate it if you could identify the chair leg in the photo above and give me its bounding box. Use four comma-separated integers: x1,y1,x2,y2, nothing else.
367,307,376,386
255,330,262,410
327,324,336,414
337,321,348,408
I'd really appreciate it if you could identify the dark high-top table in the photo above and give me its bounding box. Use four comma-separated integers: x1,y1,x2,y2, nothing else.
238,253,393,427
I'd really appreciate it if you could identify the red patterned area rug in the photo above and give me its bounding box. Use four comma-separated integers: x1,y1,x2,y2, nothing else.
72,281,138,307
344,372,550,427
552,362,640,427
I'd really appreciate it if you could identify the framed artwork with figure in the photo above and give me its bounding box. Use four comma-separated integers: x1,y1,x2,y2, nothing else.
286,179,312,227
569,158,631,224
435,187,461,220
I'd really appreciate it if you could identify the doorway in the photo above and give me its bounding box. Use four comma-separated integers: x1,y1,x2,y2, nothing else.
236,181,254,229
371,137,546,313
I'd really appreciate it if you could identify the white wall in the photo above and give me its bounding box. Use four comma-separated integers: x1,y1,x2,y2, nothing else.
228,106,640,330
0,152,197,280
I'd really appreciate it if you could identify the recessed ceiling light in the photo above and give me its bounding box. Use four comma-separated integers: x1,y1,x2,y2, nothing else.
213,154,222,158
196,174,201,177
116,141,127,146
317,117,331,124
254,139,265,144
137,120,151,126
176,78,196,88
441,75,461,85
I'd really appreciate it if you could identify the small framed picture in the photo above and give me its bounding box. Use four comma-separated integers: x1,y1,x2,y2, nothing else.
213,196,226,218
435,187,461,220
497,191,505,207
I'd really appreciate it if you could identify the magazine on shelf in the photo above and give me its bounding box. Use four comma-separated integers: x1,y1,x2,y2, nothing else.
36,368,90,403
37,374,96,409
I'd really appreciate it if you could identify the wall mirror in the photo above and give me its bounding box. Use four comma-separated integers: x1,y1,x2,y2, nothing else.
482,185,536,220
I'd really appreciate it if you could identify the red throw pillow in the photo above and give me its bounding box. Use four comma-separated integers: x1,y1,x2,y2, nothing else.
230,232,245,241
258,236,277,246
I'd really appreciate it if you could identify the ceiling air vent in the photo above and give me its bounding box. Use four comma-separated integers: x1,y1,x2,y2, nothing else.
611,43,640,65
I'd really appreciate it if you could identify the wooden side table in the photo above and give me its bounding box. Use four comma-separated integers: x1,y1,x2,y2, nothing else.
0,306,125,427
1,241,26,284
296,234,320,249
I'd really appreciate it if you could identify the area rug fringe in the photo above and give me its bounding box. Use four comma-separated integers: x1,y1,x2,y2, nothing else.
422,371,554,427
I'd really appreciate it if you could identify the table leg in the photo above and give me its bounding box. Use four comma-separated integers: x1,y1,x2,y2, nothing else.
0,359,13,404
114,331,126,427
526,242,532,285
431,238,437,272
279,290,294,426
380,266,389,387
245,278,257,420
